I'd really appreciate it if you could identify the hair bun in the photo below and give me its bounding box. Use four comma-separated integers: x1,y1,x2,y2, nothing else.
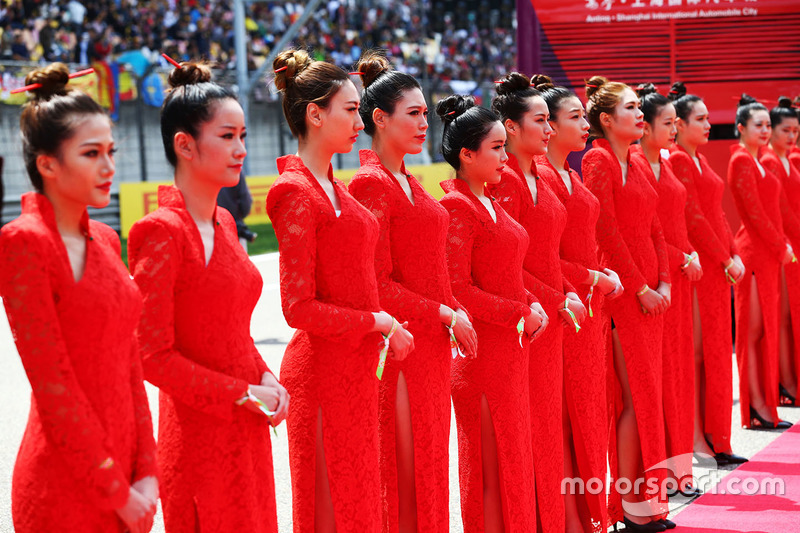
495,72,531,96
356,50,391,89
738,93,758,107
530,74,554,91
25,63,70,100
777,96,793,109
168,62,213,89
636,83,658,99
585,75,608,99
668,81,687,101
273,49,313,92
436,94,475,126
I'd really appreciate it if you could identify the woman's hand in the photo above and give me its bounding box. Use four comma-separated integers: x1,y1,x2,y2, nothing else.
637,285,666,315
253,372,290,426
728,255,745,283
656,281,672,308
448,307,477,357
783,244,796,265
524,307,544,341
600,268,624,299
115,486,157,533
388,321,414,361
131,476,158,508
682,253,703,282
560,293,587,326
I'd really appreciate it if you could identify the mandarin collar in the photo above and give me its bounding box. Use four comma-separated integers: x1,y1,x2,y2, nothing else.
440,177,491,199
158,185,220,224
277,154,336,183
358,149,411,178
592,138,632,165
505,151,539,180
21,191,92,238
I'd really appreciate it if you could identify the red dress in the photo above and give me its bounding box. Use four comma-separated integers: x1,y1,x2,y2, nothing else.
728,144,788,426
441,178,536,531
583,139,670,521
538,155,610,533
669,144,738,450
0,193,157,531
128,186,277,532
349,150,459,532
633,146,695,482
789,146,800,173
488,153,574,533
760,147,800,406
267,155,382,531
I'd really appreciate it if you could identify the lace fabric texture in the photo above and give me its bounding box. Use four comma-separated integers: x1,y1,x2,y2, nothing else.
349,150,457,532
584,140,669,522
789,146,800,173
128,186,277,533
538,156,609,532
267,155,383,531
0,193,157,531
441,178,536,531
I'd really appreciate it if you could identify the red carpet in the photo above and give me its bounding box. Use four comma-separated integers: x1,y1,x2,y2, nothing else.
673,424,800,532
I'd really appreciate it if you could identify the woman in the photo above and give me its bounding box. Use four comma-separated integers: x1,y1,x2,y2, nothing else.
760,97,800,407
536,77,623,532
348,51,477,533
0,63,157,533
266,49,413,532
790,96,800,172
632,84,701,493
668,82,747,463
128,61,288,532
583,76,672,532
728,94,794,431
438,94,543,532
488,72,587,533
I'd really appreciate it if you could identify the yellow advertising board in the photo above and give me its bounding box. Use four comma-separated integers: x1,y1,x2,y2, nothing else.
119,162,455,238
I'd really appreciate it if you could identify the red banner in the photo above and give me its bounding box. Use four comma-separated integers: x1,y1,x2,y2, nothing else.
529,0,796,25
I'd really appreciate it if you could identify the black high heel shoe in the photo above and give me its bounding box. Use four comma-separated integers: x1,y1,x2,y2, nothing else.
780,384,797,406
617,516,667,532
659,518,677,529
750,406,793,429
706,436,749,465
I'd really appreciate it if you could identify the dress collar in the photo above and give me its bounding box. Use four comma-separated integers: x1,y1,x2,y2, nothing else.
358,149,410,177
506,152,538,180
21,191,92,239
592,137,632,165
277,154,336,183
158,185,220,224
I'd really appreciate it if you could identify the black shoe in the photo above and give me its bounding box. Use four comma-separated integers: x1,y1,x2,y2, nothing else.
702,436,728,467
779,384,797,406
777,419,793,429
680,484,703,498
659,518,677,529
750,406,778,429
622,517,668,532
715,451,749,465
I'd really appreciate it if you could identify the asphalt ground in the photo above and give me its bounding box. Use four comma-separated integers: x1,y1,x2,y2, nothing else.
1,252,798,532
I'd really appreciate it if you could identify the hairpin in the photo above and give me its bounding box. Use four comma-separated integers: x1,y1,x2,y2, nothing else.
447,110,456,115
586,84,599,89
494,80,503,84
274,66,288,73
11,68,96,94
668,89,679,94
161,53,182,69
349,71,365,76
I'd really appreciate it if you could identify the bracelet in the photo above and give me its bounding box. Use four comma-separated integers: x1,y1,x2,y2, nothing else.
591,270,600,286
586,271,600,318
637,284,650,297
516,316,525,347
376,318,398,380
561,298,581,333
681,251,698,270
447,311,465,359
724,261,738,284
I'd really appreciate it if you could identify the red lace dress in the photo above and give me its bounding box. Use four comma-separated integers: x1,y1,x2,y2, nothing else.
669,144,738,450
441,178,536,531
128,186,277,533
488,153,574,533
538,155,610,533
760,146,800,406
728,144,789,426
583,139,670,522
0,193,157,532
349,150,460,532
789,146,800,172
633,146,695,481
267,155,383,531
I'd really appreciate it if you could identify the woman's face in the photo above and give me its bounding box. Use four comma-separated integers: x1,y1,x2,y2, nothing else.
41,113,116,209
509,95,553,156
643,102,677,150
549,95,590,153
378,87,428,156
193,98,248,188
771,116,800,154
317,80,365,154
603,88,644,143
463,121,508,185
739,109,771,148
676,100,710,148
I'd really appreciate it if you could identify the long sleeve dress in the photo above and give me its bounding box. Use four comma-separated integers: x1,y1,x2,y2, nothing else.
128,185,277,533
441,178,536,532
488,153,573,533
583,139,670,522
728,144,789,427
760,146,800,406
537,155,610,533
349,150,459,532
266,155,383,532
669,144,738,451
789,146,800,173
0,192,157,531
633,145,696,483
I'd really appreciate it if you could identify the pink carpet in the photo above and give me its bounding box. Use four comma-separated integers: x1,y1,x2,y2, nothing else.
673,423,800,532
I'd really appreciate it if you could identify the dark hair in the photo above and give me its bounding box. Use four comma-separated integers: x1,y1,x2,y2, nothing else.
735,93,768,137
19,62,107,193
273,48,349,138
436,95,499,171
355,50,421,136
667,81,703,121
160,61,236,167
491,72,540,123
585,75,630,137
530,74,575,120
636,83,671,125
770,96,799,128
